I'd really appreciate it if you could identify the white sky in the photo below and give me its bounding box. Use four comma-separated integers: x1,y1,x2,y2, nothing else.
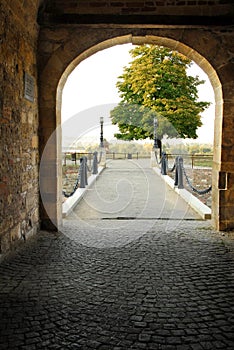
62,43,215,144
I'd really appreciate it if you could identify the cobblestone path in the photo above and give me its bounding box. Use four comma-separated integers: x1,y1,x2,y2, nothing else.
0,161,234,349
0,222,234,350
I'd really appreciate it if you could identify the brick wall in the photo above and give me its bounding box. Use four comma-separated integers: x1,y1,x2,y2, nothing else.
0,0,40,254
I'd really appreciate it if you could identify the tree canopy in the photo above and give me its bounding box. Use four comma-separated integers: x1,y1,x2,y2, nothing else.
110,45,210,141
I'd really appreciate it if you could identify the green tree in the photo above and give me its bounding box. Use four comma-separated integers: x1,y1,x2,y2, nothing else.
110,45,210,141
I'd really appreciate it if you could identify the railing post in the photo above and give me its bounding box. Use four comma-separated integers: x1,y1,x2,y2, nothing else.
174,156,179,187
71,152,76,164
161,152,167,175
178,156,184,189
84,156,88,186
92,151,98,175
79,157,86,188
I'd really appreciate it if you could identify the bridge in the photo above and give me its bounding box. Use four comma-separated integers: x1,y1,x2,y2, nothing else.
62,153,211,221
61,155,211,248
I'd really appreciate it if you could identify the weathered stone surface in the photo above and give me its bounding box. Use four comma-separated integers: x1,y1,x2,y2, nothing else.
0,0,40,254
0,221,234,349
40,0,234,17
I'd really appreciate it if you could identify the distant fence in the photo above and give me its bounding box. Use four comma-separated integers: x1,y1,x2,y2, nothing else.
63,152,94,166
105,152,213,166
63,151,213,167
166,153,213,169
106,152,141,160
63,151,152,163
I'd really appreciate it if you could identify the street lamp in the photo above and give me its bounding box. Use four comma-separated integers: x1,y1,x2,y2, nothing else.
100,117,104,148
153,117,158,149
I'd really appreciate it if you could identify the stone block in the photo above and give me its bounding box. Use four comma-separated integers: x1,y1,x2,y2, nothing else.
31,135,38,149
220,188,234,204
10,223,21,242
217,62,234,85
227,173,234,190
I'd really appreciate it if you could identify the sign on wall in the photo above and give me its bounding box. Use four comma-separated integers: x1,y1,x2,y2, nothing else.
24,72,35,102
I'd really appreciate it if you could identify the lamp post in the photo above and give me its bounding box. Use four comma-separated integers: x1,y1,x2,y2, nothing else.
153,117,158,149
100,117,104,148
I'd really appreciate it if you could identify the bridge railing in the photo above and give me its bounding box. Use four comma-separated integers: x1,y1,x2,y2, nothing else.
158,152,212,196
62,151,103,198
63,151,212,199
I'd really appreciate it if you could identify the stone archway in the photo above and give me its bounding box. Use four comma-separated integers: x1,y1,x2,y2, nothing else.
38,28,233,232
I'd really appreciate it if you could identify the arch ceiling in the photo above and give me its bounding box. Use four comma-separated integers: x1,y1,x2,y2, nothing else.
37,0,234,26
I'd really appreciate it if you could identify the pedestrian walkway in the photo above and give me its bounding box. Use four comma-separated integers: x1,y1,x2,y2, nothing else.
68,159,201,219
64,159,201,248
0,159,234,349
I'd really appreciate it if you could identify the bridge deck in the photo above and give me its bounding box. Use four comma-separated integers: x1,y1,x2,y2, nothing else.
63,158,205,248
67,158,201,221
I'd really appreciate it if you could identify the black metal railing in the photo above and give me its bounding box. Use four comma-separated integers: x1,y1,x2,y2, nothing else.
158,152,212,195
62,152,102,198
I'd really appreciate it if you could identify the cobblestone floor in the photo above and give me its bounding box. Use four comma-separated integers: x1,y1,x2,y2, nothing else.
0,220,234,350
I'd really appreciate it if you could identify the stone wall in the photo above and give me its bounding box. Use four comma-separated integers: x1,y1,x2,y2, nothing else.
0,0,40,254
38,23,234,231
43,0,233,16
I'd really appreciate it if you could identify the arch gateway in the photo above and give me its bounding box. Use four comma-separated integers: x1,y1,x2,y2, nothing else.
0,0,233,254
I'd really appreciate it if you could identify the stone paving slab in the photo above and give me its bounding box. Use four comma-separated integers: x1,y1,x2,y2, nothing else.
0,219,234,350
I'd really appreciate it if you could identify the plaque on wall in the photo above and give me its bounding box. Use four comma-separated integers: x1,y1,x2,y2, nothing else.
24,72,35,102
